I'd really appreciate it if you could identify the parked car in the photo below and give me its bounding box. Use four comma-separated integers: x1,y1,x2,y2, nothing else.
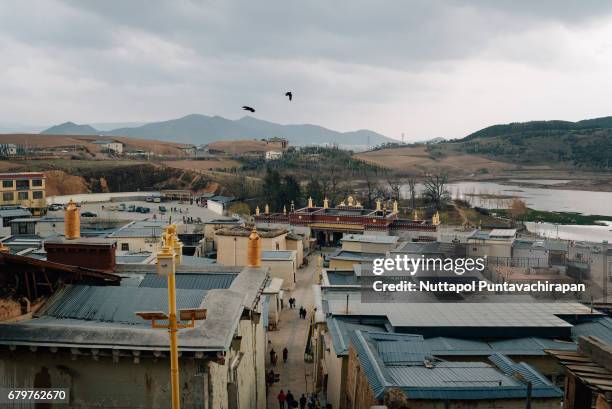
135,206,150,213
128,205,136,212
117,203,127,211
153,197,161,203
159,206,167,213
48,204,62,211
145,197,154,202
81,211,97,218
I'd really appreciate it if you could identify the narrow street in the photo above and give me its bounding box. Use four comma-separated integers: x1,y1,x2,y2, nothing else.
266,254,318,409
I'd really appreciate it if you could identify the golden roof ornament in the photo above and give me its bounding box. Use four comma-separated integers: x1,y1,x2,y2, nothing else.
376,199,382,212
255,206,260,216
413,208,419,221
347,196,354,206
392,200,399,214
265,204,270,214
432,211,441,226
323,197,329,209
308,197,313,208
247,227,261,267
283,205,287,215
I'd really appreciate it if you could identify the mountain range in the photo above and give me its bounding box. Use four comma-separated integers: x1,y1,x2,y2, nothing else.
40,114,394,146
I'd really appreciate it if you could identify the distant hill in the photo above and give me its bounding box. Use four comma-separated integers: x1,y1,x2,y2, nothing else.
41,121,99,135
41,114,394,147
443,116,612,169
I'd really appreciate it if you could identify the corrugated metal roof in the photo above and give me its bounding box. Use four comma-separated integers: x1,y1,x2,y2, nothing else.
326,271,359,286
326,317,388,356
39,285,206,326
0,207,32,218
350,330,562,401
139,273,237,291
572,317,612,345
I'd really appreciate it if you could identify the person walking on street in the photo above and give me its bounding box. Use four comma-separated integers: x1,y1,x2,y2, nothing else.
283,347,288,363
286,390,295,408
277,390,286,409
299,394,307,409
270,348,275,363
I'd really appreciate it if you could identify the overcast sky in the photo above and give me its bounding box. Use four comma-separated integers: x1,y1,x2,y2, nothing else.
2,1,612,140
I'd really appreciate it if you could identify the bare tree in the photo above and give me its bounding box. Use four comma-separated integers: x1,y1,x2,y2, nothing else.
387,177,402,201
510,198,528,222
423,173,450,210
406,175,417,211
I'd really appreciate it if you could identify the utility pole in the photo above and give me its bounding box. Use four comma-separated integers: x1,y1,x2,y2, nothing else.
136,225,206,409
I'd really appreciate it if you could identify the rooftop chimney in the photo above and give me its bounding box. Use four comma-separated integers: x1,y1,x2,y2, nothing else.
64,200,80,239
247,227,261,267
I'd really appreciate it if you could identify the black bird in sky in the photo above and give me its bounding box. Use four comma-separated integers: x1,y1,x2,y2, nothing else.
242,106,255,113
285,91,293,101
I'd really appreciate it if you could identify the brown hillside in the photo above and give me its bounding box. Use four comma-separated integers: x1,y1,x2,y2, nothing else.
355,146,517,174
0,134,190,156
208,140,286,155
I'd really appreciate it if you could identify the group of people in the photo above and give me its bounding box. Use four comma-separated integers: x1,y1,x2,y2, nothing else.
278,390,322,409
269,347,289,366
287,296,307,319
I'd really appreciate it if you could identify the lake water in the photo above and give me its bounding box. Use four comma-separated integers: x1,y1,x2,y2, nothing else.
400,180,612,216
400,180,612,242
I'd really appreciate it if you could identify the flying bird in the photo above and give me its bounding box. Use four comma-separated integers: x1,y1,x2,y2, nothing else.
242,106,255,113
285,91,293,101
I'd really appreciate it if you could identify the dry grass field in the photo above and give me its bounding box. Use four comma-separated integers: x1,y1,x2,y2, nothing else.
163,159,241,171
207,139,283,155
0,134,190,156
355,146,517,174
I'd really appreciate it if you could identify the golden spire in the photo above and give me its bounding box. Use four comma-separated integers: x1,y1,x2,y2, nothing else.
347,196,354,206
265,204,270,214
375,199,381,212
255,206,260,216
283,205,287,215
392,200,398,214
64,199,80,240
432,211,440,226
308,197,313,208
323,197,329,209
247,227,261,267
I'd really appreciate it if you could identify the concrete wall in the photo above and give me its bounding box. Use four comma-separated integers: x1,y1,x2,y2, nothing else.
322,329,346,409
207,201,225,216
216,234,287,267
286,238,304,267
114,236,161,253
0,349,212,409
341,241,396,254
467,239,513,258
261,257,296,291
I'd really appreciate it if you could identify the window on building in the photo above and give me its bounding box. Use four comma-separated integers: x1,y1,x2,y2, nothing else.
32,191,43,199
2,180,13,188
18,223,29,235
16,180,29,190
18,191,28,200
31,179,43,187
121,243,129,251
2,192,13,201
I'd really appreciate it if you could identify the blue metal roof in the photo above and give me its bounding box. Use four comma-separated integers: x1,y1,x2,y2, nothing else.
326,317,390,356
139,273,237,291
326,271,359,286
350,330,562,401
40,285,206,326
572,317,612,345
